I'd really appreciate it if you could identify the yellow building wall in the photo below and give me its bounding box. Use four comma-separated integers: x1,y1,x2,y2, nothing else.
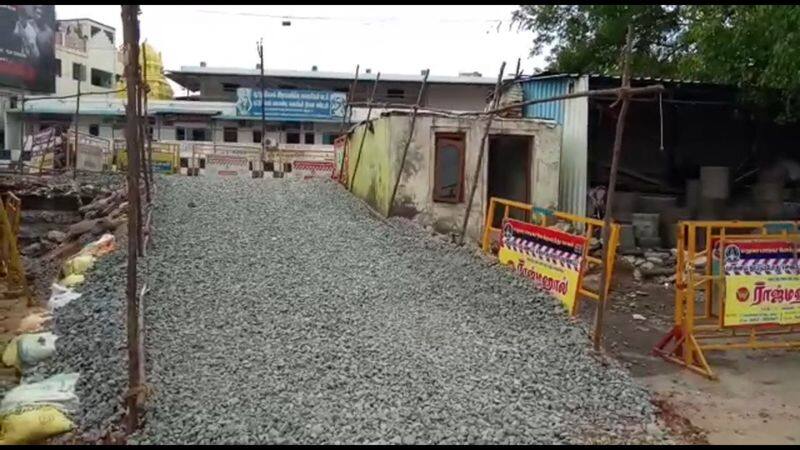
346,117,393,216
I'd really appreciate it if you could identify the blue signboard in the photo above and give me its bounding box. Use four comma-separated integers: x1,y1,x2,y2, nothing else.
235,88,346,122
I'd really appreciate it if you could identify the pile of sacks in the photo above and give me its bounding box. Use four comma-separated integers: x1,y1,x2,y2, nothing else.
0,233,117,444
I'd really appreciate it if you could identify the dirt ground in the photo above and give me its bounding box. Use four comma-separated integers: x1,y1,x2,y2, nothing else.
578,261,800,445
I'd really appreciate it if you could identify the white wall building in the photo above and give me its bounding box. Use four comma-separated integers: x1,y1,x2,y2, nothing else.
2,18,123,152
52,18,123,98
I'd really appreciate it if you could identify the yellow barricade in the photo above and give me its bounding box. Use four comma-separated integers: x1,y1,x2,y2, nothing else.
0,193,32,304
653,220,800,379
481,196,620,316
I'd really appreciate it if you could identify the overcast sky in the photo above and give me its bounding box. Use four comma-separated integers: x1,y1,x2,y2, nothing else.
56,5,546,94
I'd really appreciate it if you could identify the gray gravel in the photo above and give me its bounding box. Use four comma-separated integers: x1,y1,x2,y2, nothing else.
22,249,129,436
26,175,671,444
133,176,668,444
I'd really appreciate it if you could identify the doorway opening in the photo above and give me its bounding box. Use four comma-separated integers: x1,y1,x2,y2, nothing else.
487,135,532,227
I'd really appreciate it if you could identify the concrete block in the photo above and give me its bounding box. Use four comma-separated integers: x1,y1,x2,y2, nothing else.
637,236,663,249
632,213,660,239
610,191,638,223
619,224,636,251
685,179,700,216
700,166,730,199
638,195,677,214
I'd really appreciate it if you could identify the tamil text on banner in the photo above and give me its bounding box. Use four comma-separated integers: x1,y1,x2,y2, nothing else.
205,154,249,177
722,239,800,327
497,218,586,313
235,88,346,122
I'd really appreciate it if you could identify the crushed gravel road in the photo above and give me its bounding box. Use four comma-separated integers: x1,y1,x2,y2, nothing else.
35,175,672,444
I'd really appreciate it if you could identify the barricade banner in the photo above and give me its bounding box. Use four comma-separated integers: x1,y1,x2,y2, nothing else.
721,239,800,327
68,132,109,172
205,154,249,177
293,161,334,179
498,218,586,313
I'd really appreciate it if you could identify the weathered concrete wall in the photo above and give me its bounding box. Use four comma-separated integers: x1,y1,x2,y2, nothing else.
347,117,393,215
388,114,561,242
345,113,561,243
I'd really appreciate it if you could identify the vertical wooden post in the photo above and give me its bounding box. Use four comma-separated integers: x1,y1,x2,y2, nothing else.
257,38,266,177
388,69,429,216
135,53,145,256
72,75,81,178
140,43,151,205
457,61,506,245
18,95,25,174
340,65,360,134
143,41,153,195
121,4,142,434
593,25,634,351
349,72,381,191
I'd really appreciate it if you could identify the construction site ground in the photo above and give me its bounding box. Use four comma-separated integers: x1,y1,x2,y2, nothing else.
579,263,800,445
3,173,799,444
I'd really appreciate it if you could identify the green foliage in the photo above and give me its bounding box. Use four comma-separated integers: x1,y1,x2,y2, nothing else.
512,5,800,120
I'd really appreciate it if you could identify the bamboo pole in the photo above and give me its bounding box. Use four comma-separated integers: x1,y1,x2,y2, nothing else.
349,72,381,191
345,84,664,117
593,25,634,352
121,4,143,434
388,69,429,216
143,41,153,197
341,65,360,134
72,74,81,178
457,62,506,245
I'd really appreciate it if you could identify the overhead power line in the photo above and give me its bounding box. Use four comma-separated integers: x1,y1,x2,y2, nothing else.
195,9,503,25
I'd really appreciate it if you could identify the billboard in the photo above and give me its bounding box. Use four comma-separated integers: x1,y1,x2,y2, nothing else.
235,88,346,122
0,5,57,94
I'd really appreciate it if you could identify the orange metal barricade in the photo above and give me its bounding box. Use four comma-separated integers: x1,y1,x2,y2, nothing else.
653,220,800,379
481,196,620,316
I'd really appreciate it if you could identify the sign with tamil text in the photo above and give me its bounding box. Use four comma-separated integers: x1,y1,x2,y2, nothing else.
498,218,586,314
722,240,800,327
235,88,346,122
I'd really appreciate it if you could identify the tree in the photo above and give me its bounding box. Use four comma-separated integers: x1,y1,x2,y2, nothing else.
512,5,800,119
679,6,800,121
511,5,685,77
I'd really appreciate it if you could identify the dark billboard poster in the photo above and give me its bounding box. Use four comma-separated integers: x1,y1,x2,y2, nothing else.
0,5,56,94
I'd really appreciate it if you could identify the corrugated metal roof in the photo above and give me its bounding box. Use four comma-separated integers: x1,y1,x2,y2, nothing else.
168,66,499,85
521,72,714,86
521,78,572,125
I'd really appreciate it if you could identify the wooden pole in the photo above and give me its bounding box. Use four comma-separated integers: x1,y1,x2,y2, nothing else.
72,74,81,178
140,43,151,206
593,25,634,352
135,56,145,256
257,38,266,177
340,65,359,134
143,41,153,194
345,84,663,119
349,72,381,191
388,69,429,216
457,61,506,245
121,4,142,434
18,95,24,174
